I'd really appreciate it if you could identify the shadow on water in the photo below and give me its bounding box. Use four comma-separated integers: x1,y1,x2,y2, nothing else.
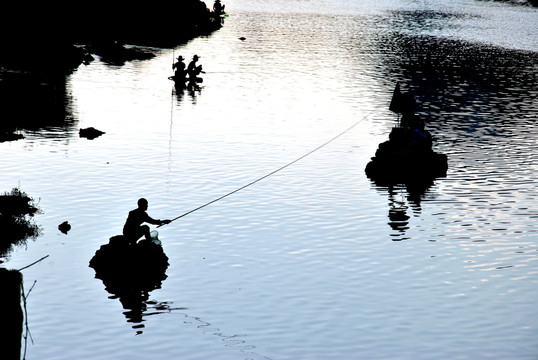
89,237,170,334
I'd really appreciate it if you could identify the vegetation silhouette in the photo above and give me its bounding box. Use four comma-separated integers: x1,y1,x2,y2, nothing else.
0,187,42,259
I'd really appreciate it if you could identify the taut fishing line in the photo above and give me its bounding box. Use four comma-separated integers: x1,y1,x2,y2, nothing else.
158,114,371,228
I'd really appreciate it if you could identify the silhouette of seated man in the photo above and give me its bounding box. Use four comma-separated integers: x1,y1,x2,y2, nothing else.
123,198,170,244
187,55,203,79
172,55,187,80
213,0,225,15
399,92,425,130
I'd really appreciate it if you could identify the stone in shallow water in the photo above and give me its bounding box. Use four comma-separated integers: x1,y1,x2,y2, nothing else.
79,127,105,140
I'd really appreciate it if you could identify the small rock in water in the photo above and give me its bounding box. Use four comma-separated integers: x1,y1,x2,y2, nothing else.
58,221,71,234
79,127,105,140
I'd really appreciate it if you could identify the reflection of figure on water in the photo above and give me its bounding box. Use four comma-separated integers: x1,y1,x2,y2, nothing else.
187,81,203,103
387,186,411,234
382,182,434,241
174,81,204,105
89,236,170,334
123,198,170,245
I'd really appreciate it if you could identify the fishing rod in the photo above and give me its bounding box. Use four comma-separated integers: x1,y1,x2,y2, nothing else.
201,71,241,74
158,113,373,228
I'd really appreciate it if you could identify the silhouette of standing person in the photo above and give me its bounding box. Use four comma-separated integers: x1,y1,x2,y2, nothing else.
123,198,170,244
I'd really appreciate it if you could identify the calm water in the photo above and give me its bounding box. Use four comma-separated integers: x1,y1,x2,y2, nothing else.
2,0,537,359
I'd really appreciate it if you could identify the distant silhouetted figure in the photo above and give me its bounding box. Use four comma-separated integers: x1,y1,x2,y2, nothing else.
187,55,203,79
213,0,225,15
123,198,170,244
399,92,424,130
173,55,187,80
389,83,424,130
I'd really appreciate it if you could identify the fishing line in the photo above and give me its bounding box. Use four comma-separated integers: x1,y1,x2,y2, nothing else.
158,113,372,227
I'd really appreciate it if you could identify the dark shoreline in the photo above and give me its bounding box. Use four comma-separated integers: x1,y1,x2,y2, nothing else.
0,0,225,142
1,1,225,67
485,0,538,6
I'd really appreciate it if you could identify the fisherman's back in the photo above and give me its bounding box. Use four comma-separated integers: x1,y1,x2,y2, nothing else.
123,208,149,235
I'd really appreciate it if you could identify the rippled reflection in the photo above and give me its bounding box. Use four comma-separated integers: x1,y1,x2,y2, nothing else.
173,81,204,105
371,180,441,241
0,70,79,142
89,238,169,334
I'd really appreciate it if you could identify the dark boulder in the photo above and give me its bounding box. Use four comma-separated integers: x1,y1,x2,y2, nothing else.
79,127,105,140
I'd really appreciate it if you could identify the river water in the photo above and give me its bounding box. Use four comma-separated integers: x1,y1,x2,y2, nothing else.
2,0,537,359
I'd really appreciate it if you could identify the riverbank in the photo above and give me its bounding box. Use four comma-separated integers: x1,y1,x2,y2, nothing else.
491,0,538,6
0,0,224,141
0,188,41,259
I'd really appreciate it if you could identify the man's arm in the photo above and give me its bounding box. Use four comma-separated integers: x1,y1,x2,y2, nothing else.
145,213,171,226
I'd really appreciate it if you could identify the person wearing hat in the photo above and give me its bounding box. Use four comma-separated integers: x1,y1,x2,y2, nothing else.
173,55,186,80
187,55,203,79
213,0,225,15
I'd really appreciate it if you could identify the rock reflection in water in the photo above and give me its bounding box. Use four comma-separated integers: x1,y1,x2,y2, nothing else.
89,237,169,334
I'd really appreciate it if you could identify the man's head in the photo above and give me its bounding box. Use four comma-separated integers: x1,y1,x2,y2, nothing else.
138,198,148,210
